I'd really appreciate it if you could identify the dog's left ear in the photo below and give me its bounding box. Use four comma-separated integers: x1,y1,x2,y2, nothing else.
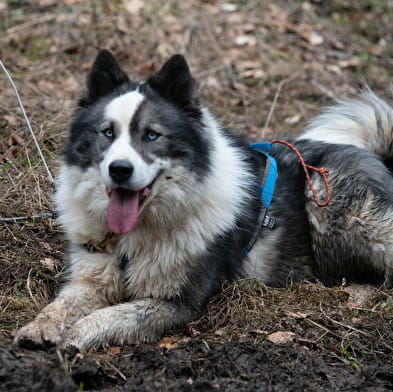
147,55,200,117
79,50,130,107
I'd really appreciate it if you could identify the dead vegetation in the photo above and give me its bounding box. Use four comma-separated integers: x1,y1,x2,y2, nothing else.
1,0,393,390
191,280,393,365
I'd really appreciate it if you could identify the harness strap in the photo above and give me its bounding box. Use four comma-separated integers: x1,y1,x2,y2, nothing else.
243,143,278,255
249,143,278,209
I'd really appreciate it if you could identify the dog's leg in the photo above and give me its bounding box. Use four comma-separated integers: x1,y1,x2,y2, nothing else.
14,249,123,348
61,299,193,351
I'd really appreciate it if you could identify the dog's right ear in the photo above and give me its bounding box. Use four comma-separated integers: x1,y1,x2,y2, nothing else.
78,50,130,107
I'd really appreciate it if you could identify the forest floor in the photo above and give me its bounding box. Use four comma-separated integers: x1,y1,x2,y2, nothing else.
1,0,393,390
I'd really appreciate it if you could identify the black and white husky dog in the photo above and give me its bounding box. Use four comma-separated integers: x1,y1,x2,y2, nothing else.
14,50,393,350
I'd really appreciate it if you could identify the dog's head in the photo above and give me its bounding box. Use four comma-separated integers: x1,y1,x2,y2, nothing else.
64,50,210,234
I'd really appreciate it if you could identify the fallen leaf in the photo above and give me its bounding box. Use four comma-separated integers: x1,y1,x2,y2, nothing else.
220,3,237,12
107,346,122,355
8,133,25,147
39,242,53,251
158,336,178,349
338,57,362,69
293,26,324,46
235,35,257,46
306,31,324,46
240,69,265,79
368,44,383,57
267,331,295,344
285,114,301,125
285,311,309,319
39,258,57,272
3,115,18,126
122,0,144,15
351,317,361,325
214,328,226,336
343,284,376,308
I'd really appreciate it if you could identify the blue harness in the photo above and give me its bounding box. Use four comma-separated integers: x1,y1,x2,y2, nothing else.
243,143,278,255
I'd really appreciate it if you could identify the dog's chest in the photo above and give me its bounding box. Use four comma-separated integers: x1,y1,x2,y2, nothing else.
118,233,194,299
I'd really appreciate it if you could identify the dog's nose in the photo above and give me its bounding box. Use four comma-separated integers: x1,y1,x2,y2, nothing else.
109,160,134,183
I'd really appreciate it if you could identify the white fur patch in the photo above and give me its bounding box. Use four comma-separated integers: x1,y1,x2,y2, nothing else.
299,90,393,158
55,165,108,244
243,227,283,281
105,90,145,131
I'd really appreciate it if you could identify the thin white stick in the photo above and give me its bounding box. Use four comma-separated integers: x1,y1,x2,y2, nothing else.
0,60,54,184
0,212,54,222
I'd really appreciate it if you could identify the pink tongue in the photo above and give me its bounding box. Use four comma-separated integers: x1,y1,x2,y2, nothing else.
107,188,140,234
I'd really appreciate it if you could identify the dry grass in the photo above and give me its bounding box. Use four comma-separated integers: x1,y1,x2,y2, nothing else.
0,0,393,355
191,279,393,363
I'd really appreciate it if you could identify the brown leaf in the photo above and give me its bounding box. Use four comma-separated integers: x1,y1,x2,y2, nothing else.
39,258,58,272
106,346,122,355
338,57,362,69
3,115,18,126
122,0,144,15
39,242,53,251
235,35,257,47
214,328,226,336
8,133,25,147
158,337,178,349
285,114,301,125
300,30,324,46
267,331,295,344
10,146,19,159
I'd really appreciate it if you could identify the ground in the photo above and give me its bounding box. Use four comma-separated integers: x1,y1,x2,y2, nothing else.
0,0,393,391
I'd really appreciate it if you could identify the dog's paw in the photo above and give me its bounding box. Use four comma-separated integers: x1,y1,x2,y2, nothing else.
13,318,62,349
60,326,89,352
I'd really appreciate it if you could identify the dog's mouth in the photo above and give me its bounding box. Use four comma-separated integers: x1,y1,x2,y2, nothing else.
106,174,160,235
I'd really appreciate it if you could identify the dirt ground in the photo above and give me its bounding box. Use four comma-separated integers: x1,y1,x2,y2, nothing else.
1,0,393,391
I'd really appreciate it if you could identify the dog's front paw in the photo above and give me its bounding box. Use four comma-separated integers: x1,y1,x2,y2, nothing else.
13,317,63,349
60,323,95,353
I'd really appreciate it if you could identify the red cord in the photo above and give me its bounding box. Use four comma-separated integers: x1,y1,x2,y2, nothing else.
270,139,331,207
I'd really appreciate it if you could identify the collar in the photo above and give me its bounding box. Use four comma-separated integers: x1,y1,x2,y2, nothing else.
243,142,278,255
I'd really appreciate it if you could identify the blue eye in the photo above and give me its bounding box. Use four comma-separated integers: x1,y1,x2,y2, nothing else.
102,128,114,139
145,130,160,141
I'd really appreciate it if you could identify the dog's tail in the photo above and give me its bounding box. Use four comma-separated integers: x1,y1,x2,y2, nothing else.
298,88,393,161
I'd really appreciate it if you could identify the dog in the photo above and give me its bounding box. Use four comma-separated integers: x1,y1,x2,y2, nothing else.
14,50,393,351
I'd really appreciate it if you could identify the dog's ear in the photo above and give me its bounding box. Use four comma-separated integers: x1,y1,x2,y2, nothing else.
79,50,130,107
147,55,200,117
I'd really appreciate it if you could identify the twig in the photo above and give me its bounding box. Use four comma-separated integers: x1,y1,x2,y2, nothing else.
310,80,336,100
104,360,127,381
26,269,40,309
5,14,55,35
0,212,55,222
0,60,54,185
263,73,299,132
319,305,369,337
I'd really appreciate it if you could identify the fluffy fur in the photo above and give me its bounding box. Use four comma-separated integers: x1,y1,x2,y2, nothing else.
14,51,393,351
